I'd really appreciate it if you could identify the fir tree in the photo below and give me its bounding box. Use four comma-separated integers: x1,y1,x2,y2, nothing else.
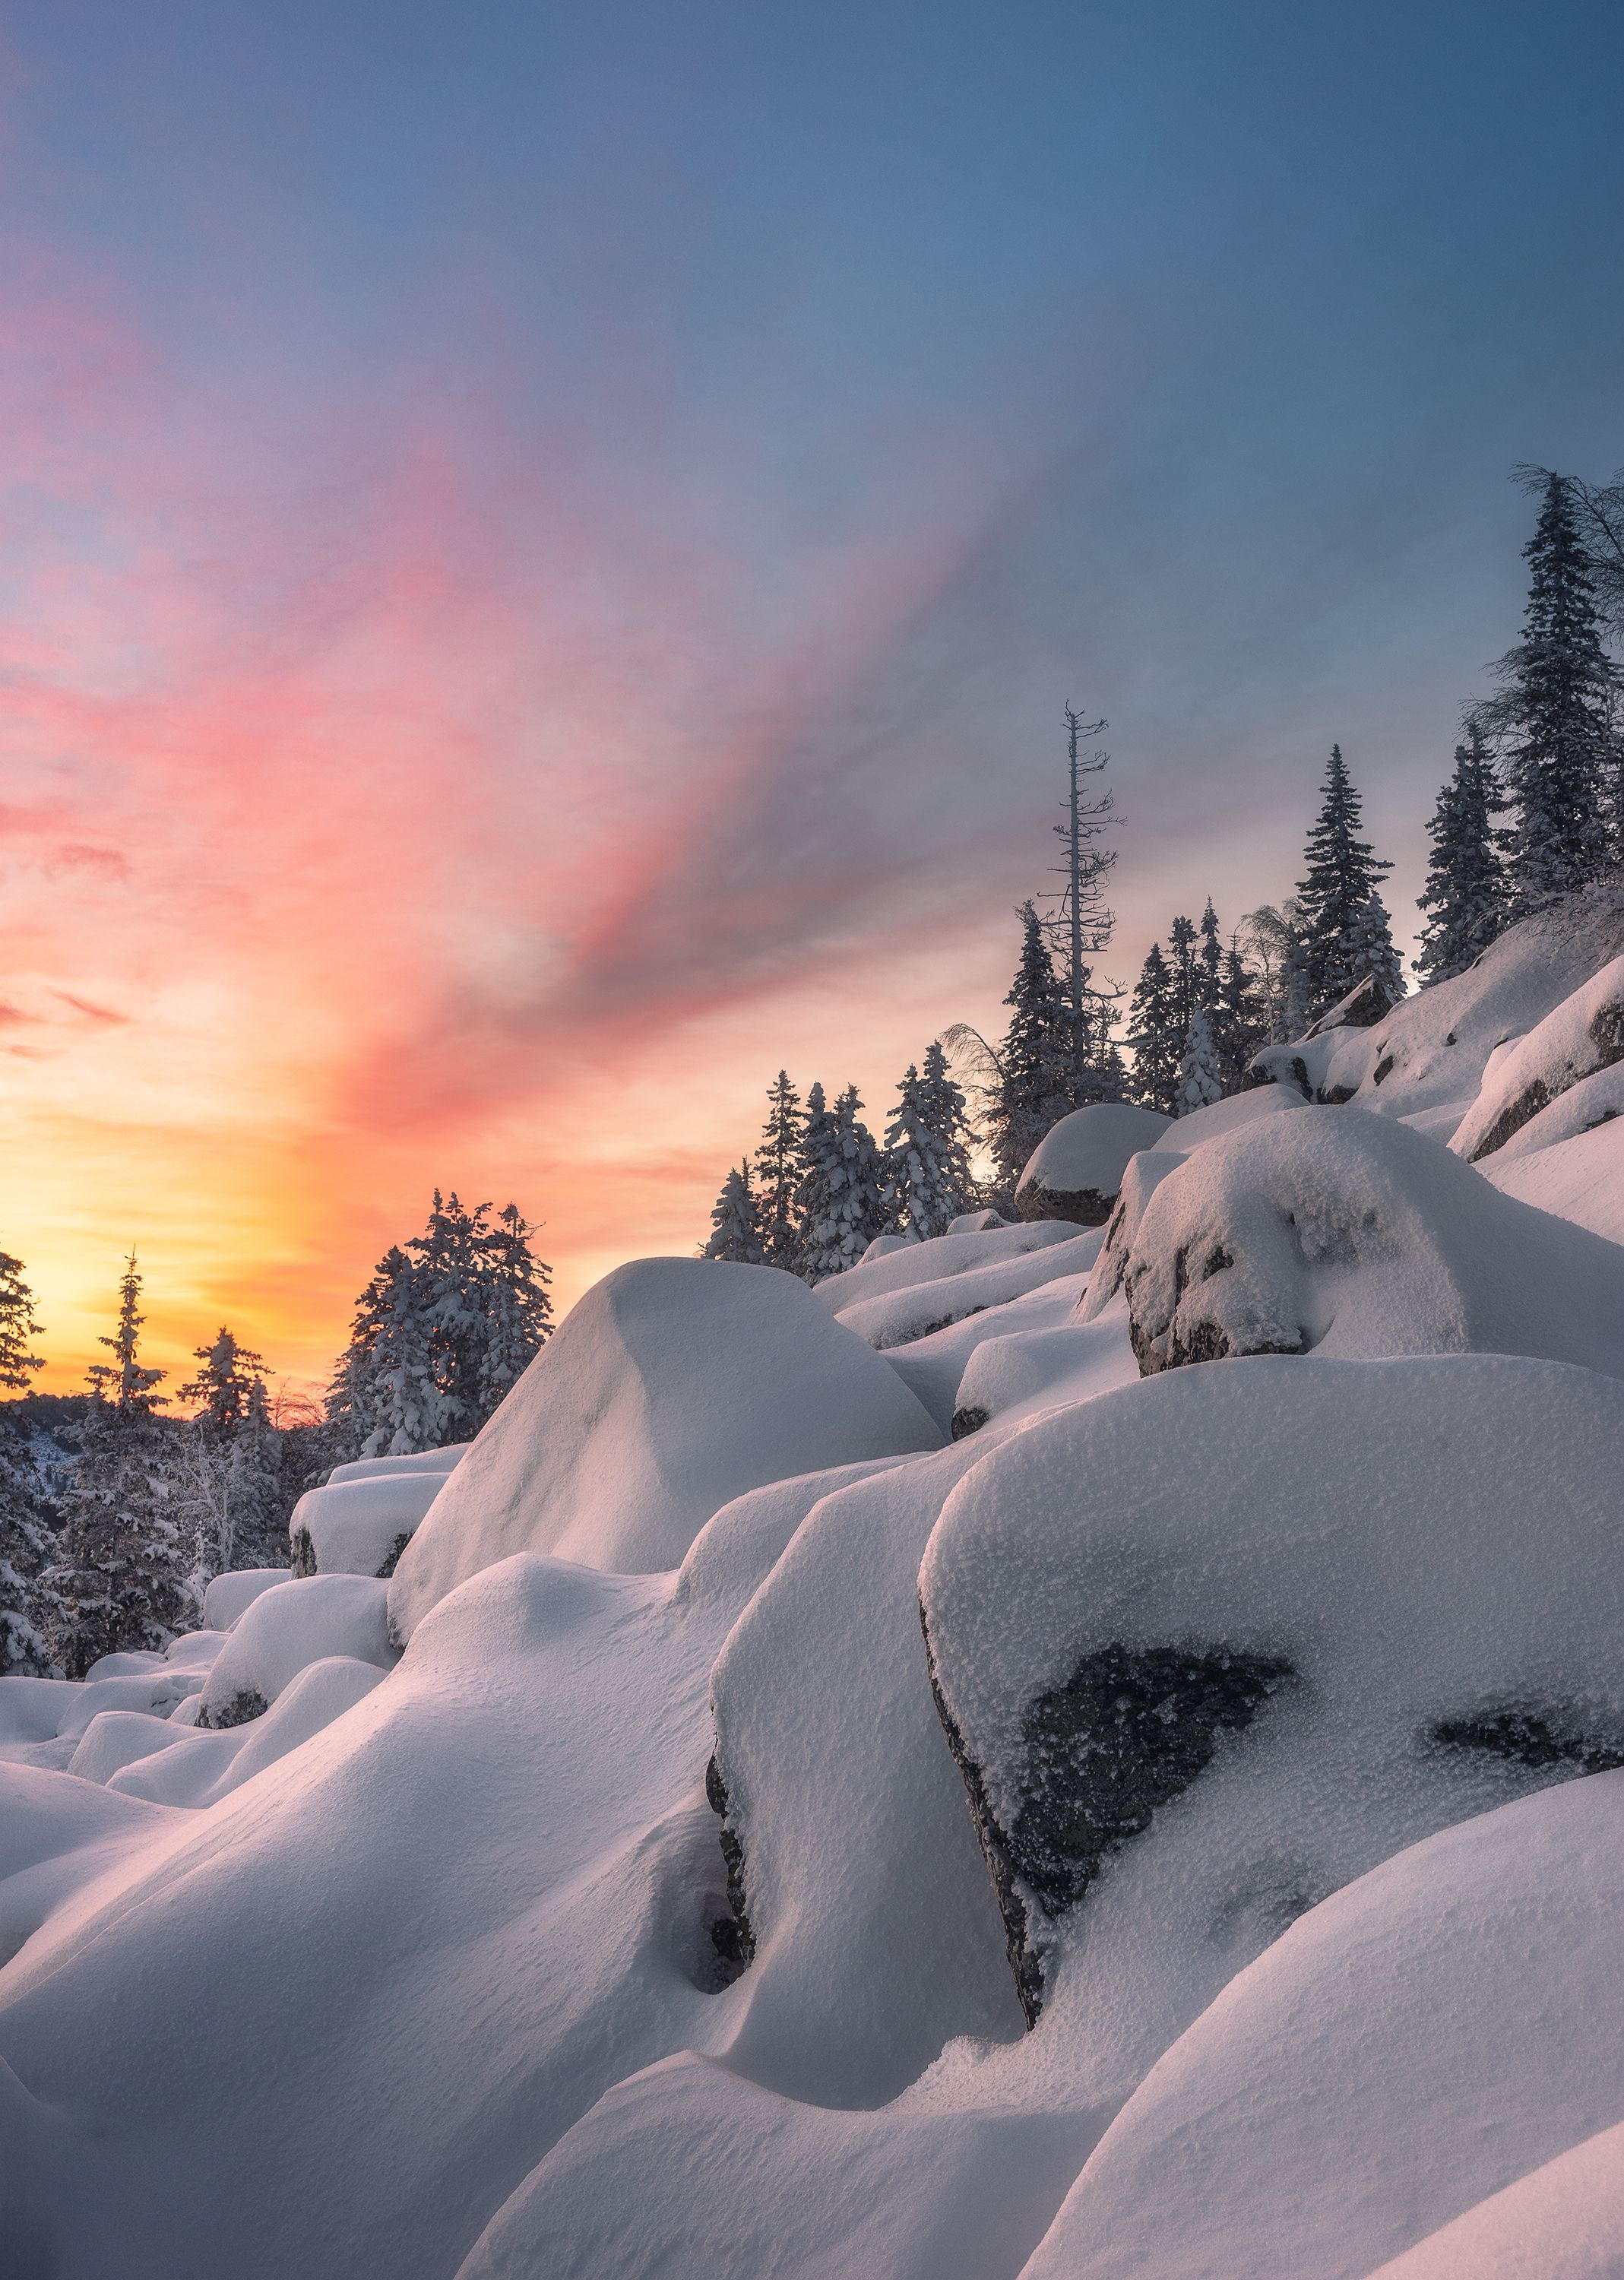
1040,706,1120,1106
801,1086,887,1281
1197,898,1224,1009
754,1072,805,1273
1416,727,1510,984
1167,914,1198,1040
883,1043,974,1240
1213,946,1265,1092
0,1256,55,1672
1176,1006,1224,1114
990,903,1075,1191
172,1328,287,1594
180,1325,268,1434
1475,470,1619,904
472,1203,552,1424
1296,746,1403,1015
1125,942,1182,1116
704,1163,765,1265
46,1253,185,1677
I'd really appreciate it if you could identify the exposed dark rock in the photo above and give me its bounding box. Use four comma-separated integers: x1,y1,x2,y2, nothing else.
950,1405,990,1440
1315,1083,1359,1106
1590,996,1624,1064
1016,1181,1116,1228
1434,1708,1624,1775
1372,1055,1394,1087
1467,1076,1552,1161
704,1753,755,1979
290,1527,316,1579
376,1531,412,1580
924,1623,1293,2026
1303,973,1397,1036
199,1686,268,1732
880,1303,987,1350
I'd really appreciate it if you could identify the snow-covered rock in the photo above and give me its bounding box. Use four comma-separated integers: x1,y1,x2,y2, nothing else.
201,1568,290,1630
825,1227,1103,1354
0,1763,176,1971
1019,1773,1624,2280
920,1353,1624,2041
1246,874,1624,1114
327,1444,469,1485
1450,954,1624,1161
1147,1082,1309,1151
389,1259,942,1636
195,1574,395,1729
109,1656,390,1809
1014,1103,1171,1225
812,1218,1074,1314
1081,1103,1624,1378
289,1470,447,1579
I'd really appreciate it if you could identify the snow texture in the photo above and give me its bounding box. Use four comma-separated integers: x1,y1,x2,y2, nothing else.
1482,1110,1624,1246
390,1259,941,1637
825,1227,1101,1354
1450,953,1624,1159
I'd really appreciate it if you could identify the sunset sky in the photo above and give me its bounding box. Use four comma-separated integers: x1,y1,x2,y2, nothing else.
3,1,1622,1395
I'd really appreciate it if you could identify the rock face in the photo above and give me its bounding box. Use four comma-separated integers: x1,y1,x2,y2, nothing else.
1450,955,1624,1161
924,1631,1292,2025
1015,1103,1172,1226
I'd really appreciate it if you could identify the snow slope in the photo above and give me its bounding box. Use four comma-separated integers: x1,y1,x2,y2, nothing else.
4,888,1624,2280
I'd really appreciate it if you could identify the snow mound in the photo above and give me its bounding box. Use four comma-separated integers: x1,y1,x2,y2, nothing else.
1450,954,1624,1161
829,1228,1103,1354
289,1471,446,1579
1246,873,1624,1114
1081,1104,1624,1378
1482,1112,1624,1247
201,1569,290,1630
878,1269,1101,1433
1015,1104,1171,1225
388,1258,942,1637
112,1657,390,1810
195,1574,395,1729
812,1219,1073,1313
0,1763,174,1970
327,1443,469,1484
1148,1083,1309,1151
1019,1775,1624,2280
65,1710,198,1787
920,1353,1624,2047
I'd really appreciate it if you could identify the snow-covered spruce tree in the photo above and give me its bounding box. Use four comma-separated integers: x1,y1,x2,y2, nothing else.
1198,899,1224,1009
1474,470,1618,905
46,1253,185,1677
173,1325,274,1595
799,1085,888,1280
1213,946,1265,1094
1296,745,1403,1016
1175,1005,1224,1114
989,903,1077,1192
1415,728,1510,984
704,1162,765,1265
470,1203,552,1426
1166,914,1198,1042
883,1043,974,1241
1125,942,1182,1116
0,1251,55,1674
753,1072,805,1273
334,1245,448,1461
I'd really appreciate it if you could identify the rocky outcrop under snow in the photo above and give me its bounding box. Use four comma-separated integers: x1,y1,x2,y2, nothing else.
1013,1102,1171,1224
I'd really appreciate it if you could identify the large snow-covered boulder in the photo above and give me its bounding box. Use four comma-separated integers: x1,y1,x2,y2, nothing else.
1014,1104,1171,1225
1147,1083,1309,1153
1246,874,1624,1114
388,1259,942,1637
201,1569,290,1631
1449,954,1624,1161
195,1575,396,1729
1019,1774,1624,2280
1081,1103,1624,1379
920,1353,1624,2042
289,1471,447,1579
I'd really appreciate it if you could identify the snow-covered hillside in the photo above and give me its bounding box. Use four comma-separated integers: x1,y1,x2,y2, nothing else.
4,892,1624,2279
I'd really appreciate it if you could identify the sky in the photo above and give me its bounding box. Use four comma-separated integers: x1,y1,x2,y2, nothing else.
2,0,1622,1396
